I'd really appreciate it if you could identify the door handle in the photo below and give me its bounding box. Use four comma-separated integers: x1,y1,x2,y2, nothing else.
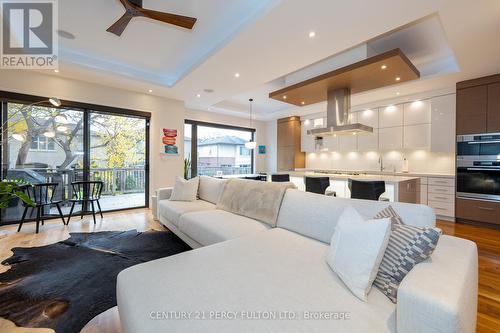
477,206,494,211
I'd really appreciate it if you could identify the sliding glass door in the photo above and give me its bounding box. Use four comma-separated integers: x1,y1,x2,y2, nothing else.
2,102,85,222
0,96,150,225
185,120,255,178
90,112,146,210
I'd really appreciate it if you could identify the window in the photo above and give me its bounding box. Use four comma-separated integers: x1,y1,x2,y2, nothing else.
30,135,56,151
185,120,255,177
0,95,150,225
239,146,251,156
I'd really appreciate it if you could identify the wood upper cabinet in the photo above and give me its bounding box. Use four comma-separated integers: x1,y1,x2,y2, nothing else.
487,82,500,132
456,85,487,134
277,117,305,171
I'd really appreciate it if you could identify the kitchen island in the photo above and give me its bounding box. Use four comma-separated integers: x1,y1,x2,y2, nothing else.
287,171,421,203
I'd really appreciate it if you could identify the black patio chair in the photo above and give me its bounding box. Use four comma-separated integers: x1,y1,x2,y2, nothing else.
67,181,104,225
17,183,66,234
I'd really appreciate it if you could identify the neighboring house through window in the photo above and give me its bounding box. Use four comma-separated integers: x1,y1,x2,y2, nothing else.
30,135,56,151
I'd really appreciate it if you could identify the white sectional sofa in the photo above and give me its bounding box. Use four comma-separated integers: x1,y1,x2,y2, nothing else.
117,177,478,333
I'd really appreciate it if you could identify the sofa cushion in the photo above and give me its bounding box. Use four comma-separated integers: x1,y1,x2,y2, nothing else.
277,189,435,244
170,176,199,201
158,199,215,227
179,210,270,246
198,176,226,204
117,228,396,333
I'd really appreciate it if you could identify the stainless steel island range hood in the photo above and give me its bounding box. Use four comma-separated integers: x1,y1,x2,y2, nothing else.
307,88,373,136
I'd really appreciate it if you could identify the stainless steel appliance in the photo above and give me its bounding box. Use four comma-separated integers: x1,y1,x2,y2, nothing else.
457,133,500,201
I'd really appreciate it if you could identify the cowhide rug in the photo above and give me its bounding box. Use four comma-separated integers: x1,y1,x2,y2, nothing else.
0,230,191,333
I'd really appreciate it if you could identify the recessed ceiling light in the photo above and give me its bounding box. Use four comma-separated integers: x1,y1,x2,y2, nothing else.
234,73,240,78
301,101,305,105
395,77,401,81
381,65,387,70
148,89,153,93
283,95,287,100
308,31,316,38
54,69,59,73
396,92,400,95
196,94,201,98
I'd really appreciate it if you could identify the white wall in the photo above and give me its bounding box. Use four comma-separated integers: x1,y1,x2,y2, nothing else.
185,108,269,173
0,70,185,201
264,120,277,173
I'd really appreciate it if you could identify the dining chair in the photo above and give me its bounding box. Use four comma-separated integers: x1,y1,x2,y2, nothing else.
67,181,104,225
348,179,386,201
271,174,290,182
305,177,332,195
17,183,66,234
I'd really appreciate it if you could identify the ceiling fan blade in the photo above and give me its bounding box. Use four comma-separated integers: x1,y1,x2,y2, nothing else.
118,0,135,10
138,8,197,29
107,13,134,36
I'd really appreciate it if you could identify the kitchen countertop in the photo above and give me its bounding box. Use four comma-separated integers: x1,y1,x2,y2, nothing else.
288,171,419,183
293,169,455,179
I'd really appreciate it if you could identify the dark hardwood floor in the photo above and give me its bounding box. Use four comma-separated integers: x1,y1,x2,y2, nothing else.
438,220,500,332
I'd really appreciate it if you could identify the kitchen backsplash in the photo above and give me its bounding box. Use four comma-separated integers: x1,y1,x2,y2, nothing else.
306,150,455,175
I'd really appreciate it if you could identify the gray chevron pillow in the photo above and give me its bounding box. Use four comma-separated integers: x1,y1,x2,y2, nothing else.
373,206,441,303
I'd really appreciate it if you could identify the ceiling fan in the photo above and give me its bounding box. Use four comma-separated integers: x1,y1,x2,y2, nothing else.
107,0,197,36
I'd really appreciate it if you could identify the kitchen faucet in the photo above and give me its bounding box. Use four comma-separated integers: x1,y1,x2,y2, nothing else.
378,155,385,172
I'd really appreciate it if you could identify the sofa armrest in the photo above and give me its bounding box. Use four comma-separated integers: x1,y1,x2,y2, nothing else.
397,235,478,333
156,187,173,200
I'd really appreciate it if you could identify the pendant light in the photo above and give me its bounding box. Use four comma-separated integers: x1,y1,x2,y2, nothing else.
245,98,257,150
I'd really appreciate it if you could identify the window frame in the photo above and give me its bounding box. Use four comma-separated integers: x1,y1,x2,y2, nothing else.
0,91,151,225
185,119,256,177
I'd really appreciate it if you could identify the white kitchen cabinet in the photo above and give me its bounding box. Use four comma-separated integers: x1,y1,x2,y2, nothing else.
379,104,403,128
379,127,403,150
357,129,379,151
301,120,315,153
324,136,339,151
355,108,379,128
404,100,431,125
338,134,357,152
404,124,431,149
430,94,456,153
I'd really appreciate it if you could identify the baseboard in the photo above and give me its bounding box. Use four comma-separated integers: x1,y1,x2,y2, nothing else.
455,218,500,230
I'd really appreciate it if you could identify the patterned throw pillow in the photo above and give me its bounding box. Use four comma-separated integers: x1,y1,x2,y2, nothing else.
373,205,404,229
373,206,441,303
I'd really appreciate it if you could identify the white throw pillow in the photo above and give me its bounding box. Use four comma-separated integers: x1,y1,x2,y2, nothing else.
198,176,226,204
326,206,391,302
170,177,199,202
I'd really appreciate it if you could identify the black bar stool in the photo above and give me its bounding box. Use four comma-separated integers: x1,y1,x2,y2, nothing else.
17,183,66,234
67,181,104,225
348,179,386,201
305,176,332,195
271,174,290,182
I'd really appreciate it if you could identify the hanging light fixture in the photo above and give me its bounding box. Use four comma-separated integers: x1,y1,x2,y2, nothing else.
245,98,257,150
49,97,62,107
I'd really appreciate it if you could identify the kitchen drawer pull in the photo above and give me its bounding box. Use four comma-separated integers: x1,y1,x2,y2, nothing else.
434,196,449,200
434,207,447,211
477,206,494,211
